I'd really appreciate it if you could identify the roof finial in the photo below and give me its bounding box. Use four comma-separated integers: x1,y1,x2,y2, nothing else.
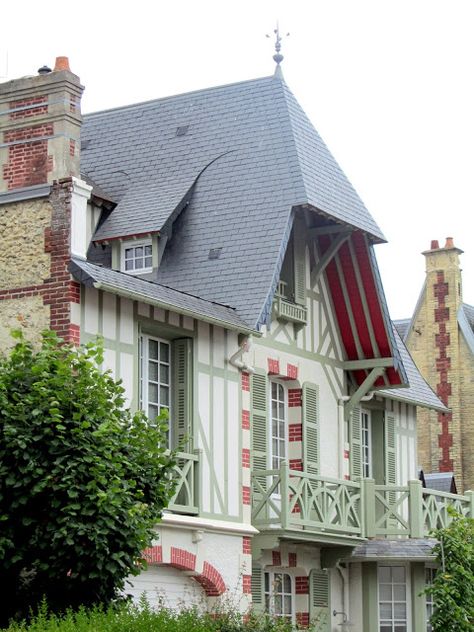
266,22,289,76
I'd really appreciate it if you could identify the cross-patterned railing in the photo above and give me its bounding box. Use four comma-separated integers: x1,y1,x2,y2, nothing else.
252,464,474,540
167,451,199,515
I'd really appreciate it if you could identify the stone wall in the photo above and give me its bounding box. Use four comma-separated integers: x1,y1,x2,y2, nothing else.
0,295,50,352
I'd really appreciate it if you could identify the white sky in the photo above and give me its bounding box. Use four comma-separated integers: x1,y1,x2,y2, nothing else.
2,0,473,319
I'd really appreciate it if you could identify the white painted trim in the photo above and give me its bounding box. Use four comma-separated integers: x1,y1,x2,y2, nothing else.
121,238,153,274
70,177,92,260
161,513,259,536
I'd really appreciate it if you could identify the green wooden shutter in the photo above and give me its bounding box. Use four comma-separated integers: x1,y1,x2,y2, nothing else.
384,412,397,486
171,338,193,452
294,229,306,305
350,406,362,480
309,569,330,630
303,382,320,475
251,370,268,492
251,563,264,612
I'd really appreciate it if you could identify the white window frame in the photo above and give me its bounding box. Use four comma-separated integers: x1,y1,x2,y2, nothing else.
269,380,288,469
264,571,294,622
425,566,436,632
361,409,372,478
139,334,171,443
121,239,153,274
378,564,411,632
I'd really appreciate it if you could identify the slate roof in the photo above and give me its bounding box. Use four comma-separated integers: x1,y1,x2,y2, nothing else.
378,325,448,412
349,538,437,561
424,472,457,494
393,318,410,340
81,74,384,329
69,258,253,333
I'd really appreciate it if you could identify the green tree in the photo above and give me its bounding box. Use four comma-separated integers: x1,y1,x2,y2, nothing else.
426,511,474,631
0,331,176,624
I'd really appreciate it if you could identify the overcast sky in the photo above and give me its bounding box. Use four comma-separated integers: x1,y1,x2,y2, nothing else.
2,0,473,319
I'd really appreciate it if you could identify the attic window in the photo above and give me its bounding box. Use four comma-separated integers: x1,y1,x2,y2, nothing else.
176,125,189,137
121,239,153,274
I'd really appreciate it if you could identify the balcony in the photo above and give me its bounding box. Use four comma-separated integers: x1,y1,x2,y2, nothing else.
168,451,199,515
251,462,474,542
272,281,307,325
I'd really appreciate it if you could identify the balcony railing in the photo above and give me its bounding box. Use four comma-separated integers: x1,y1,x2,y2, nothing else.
251,463,474,540
167,451,199,515
273,281,307,325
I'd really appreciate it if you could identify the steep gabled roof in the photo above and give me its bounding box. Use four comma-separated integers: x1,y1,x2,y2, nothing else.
81,75,384,329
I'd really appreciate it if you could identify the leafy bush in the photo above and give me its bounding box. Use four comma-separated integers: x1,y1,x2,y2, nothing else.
0,331,176,624
426,511,474,631
1,600,321,632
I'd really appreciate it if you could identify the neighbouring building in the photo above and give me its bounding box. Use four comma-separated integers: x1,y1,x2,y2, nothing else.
1,57,471,632
395,238,474,494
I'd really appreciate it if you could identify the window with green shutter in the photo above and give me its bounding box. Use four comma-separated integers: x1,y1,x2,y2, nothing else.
251,370,268,493
309,569,330,631
350,406,362,480
171,338,193,452
251,563,264,612
303,382,320,475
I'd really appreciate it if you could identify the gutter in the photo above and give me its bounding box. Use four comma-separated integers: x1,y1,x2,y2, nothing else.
92,281,259,337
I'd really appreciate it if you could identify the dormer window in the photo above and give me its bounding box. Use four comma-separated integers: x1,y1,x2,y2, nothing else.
122,239,153,274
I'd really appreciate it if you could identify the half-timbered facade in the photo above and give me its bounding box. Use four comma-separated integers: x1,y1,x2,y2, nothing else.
1,58,473,631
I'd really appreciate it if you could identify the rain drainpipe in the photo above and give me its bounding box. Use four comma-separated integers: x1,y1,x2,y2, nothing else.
228,335,255,374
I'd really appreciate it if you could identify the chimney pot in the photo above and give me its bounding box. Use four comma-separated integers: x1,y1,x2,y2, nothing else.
38,65,52,75
445,237,455,249
430,240,439,250
54,56,70,72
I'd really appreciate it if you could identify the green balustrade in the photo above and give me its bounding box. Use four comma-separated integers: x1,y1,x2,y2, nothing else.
167,451,199,515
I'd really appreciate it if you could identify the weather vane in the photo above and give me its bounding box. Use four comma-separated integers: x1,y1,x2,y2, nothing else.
266,23,289,68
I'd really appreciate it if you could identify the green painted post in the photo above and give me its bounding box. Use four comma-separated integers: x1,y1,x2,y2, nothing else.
411,563,427,632
465,490,474,518
408,480,424,538
280,461,289,530
362,478,376,538
362,562,379,632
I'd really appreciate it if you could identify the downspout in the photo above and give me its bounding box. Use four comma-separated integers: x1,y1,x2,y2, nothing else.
228,335,255,374
337,392,375,479
336,562,350,625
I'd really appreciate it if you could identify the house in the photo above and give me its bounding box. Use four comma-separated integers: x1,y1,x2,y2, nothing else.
395,238,474,494
1,56,472,631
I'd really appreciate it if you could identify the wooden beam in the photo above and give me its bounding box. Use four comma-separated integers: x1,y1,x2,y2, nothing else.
310,230,352,288
343,358,394,370
344,367,385,421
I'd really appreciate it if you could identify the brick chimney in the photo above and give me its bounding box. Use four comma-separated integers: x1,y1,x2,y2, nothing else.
0,58,90,349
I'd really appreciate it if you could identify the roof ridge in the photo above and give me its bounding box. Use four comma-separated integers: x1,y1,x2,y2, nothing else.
83,75,279,119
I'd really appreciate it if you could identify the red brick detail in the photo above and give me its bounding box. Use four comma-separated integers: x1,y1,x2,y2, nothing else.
242,485,251,505
170,546,196,571
290,494,301,513
344,449,350,459
296,612,310,628
272,550,281,566
242,372,250,391
288,388,302,407
142,545,163,564
288,552,297,567
289,458,303,471
69,139,75,157
242,409,250,430
295,576,309,594
242,536,252,555
194,561,226,596
242,448,250,468
9,96,48,120
3,123,54,189
267,358,280,375
67,324,80,346
344,474,350,480
289,423,303,441
69,281,81,303
287,363,298,380
242,574,252,594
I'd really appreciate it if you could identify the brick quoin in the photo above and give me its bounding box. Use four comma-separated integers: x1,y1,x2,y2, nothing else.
289,458,303,471
289,423,303,442
267,358,280,375
242,574,252,594
296,612,310,628
242,409,250,429
272,551,281,566
288,552,297,567
242,448,250,468
242,536,252,555
288,388,302,407
142,545,163,564
295,576,309,594
242,485,251,505
290,494,301,513
3,123,54,189
170,547,196,571
286,364,298,380
344,449,350,459
241,372,250,391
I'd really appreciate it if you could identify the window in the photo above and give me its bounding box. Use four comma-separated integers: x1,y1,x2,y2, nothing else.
378,566,408,632
425,567,436,632
140,334,171,441
264,572,294,621
122,240,153,273
361,409,372,478
270,382,287,470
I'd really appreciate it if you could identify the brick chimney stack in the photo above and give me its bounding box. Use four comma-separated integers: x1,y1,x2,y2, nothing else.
0,57,84,191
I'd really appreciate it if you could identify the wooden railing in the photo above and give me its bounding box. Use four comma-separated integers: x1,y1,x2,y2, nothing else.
167,451,199,515
252,465,474,540
272,296,307,325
